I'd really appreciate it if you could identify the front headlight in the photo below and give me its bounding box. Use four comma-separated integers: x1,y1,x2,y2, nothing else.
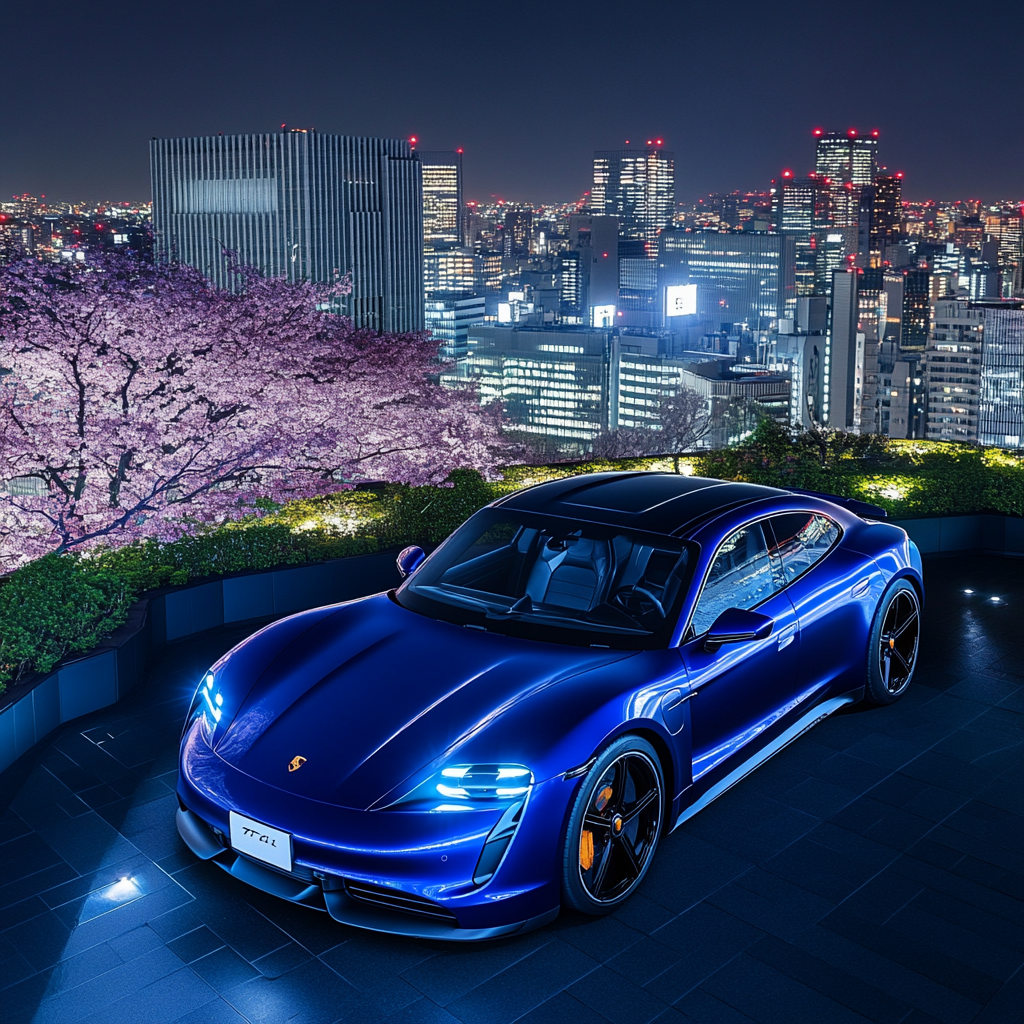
384,764,534,812
182,670,225,740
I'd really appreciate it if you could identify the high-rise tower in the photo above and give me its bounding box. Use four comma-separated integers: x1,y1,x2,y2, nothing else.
814,128,879,186
151,130,424,333
592,142,674,249
418,150,463,247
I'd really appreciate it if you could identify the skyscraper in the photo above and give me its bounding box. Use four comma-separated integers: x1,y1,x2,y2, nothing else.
503,209,533,257
872,172,903,253
925,299,1024,447
814,129,879,186
771,173,833,297
418,150,463,247
592,143,675,248
150,130,423,333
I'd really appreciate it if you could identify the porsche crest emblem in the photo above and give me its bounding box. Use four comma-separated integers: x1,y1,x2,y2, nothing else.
288,755,307,772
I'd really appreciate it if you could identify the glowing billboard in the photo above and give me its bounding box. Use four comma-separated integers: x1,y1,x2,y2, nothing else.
591,304,616,327
665,284,697,317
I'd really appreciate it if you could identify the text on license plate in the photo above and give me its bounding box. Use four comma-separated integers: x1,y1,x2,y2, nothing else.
229,811,292,872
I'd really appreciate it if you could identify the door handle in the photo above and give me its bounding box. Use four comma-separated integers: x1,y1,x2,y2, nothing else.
851,577,871,598
777,627,796,651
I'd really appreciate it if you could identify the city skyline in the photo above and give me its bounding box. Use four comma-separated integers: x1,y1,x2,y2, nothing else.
2,0,1022,205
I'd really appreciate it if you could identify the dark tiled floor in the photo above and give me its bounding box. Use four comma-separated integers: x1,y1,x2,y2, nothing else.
1,555,1021,1024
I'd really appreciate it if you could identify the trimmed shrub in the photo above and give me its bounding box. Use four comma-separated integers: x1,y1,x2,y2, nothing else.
0,554,133,690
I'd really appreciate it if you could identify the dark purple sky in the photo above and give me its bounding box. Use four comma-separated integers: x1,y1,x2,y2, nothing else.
2,0,1022,206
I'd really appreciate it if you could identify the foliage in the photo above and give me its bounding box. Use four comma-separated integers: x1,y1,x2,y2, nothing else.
0,554,133,691
0,253,510,570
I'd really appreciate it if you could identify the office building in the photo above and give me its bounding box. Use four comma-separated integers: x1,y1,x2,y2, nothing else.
772,173,836,295
924,299,985,442
418,151,463,247
658,229,796,334
978,302,1024,446
568,214,620,315
872,173,903,253
814,129,878,186
503,209,533,257
150,131,423,332
924,299,1024,447
424,293,485,362
592,144,675,248
458,325,612,443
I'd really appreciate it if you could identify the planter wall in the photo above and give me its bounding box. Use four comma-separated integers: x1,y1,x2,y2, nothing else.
0,550,402,774
890,513,1024,557
1,514,1021,776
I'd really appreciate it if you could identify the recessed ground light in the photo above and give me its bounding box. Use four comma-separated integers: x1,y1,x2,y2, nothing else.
990,596,1000,603
963,589,974,594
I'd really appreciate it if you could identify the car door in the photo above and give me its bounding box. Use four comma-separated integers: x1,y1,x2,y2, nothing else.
680,520,803,781
765,511,876,695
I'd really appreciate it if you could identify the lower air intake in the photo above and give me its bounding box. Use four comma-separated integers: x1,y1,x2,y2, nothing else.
344,880,456,923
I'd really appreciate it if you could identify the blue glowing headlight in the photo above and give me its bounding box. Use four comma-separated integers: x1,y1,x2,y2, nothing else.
385,764,534,812
183,670,226,739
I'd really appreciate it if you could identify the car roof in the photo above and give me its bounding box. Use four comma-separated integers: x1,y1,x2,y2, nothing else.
494,471,790,536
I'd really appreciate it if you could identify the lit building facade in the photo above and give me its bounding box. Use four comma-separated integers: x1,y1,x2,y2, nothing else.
978,303,1024,447
150,131,423,332
658,229,796,333
425,293,485,362
418,151,463,247
814,129,879,186
592,146,675,248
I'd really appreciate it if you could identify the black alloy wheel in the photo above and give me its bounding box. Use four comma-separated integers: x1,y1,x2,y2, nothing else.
562,736,663,913
865,580,921,705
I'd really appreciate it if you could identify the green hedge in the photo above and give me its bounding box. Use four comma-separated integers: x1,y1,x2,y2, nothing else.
1,431,1021,694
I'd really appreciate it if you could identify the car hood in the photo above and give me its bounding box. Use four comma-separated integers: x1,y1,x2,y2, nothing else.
213,593,633,809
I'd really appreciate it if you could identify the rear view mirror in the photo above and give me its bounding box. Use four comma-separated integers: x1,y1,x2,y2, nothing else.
396,545,426,578
704,608,774,650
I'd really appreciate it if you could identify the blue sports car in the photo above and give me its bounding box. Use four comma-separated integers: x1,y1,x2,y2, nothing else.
176,472,924,940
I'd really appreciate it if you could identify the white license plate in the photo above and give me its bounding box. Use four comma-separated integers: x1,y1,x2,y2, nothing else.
229,811,292,872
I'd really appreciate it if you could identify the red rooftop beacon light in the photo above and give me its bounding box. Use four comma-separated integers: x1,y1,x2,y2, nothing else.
813,128,823,136
781,169,793,178
871,129,880,137
848,128,858,137
655,138,663,145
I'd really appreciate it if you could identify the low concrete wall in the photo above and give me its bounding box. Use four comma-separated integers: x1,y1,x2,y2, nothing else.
0,551,402,774
890,513,1024,557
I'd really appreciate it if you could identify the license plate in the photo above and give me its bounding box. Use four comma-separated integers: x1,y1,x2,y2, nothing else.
229,811,292,872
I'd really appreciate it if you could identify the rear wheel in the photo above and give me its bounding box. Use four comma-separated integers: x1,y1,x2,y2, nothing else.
865,580,921,705
561,736,663,914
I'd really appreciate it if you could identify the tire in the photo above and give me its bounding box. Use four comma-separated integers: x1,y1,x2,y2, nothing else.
561,735,664,914
864,579,921,705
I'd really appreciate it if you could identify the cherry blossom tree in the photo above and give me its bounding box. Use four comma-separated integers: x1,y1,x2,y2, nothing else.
590,385,712,465
0,253,508,568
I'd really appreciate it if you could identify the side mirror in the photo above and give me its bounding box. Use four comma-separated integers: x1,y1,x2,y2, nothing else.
704,608,774,650
396,545,426,579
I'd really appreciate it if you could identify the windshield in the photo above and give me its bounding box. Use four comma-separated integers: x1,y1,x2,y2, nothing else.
395,508,695,649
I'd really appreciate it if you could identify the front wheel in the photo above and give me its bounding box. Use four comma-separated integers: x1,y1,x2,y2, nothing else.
561,735,664,914
864,580,921,705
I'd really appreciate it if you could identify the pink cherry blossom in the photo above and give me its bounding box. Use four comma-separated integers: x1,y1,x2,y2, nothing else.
0,254,509,570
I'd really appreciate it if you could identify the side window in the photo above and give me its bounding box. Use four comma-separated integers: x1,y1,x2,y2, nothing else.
767,513,840,585
690,523,774,636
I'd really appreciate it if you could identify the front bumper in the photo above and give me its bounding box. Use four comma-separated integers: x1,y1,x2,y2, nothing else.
177,724,572,939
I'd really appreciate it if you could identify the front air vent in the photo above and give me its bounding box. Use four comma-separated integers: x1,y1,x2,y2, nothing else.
344,880,456,923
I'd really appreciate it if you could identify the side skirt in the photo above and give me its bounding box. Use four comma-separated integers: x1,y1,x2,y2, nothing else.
672,694,855,832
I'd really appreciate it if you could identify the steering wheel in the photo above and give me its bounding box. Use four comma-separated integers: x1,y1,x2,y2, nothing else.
612,585,665,619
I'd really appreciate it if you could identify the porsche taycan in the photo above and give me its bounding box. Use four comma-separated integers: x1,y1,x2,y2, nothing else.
176,472,924,940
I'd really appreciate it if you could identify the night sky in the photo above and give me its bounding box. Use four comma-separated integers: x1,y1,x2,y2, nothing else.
2,0,1022,205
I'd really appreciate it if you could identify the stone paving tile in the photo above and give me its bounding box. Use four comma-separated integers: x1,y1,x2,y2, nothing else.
0,555,1020,1024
